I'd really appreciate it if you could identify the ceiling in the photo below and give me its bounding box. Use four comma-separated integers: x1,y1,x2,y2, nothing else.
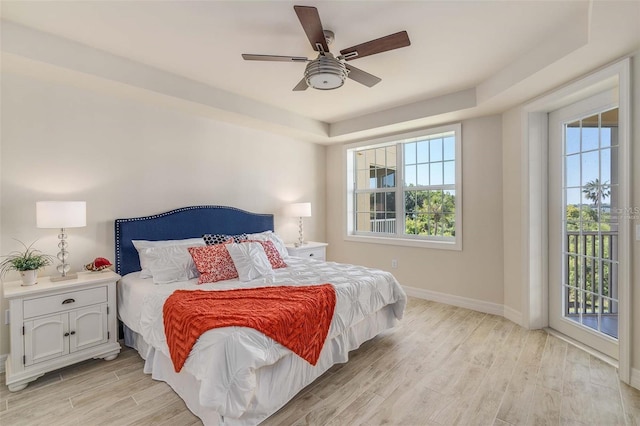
1,1,639,144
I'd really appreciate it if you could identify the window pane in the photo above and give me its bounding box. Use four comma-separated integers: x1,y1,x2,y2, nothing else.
609,146,618,185
427,190,443,214
417,141,429,163
581,151,599,186
565,154,580,187
365,149,376,169
601,127,612,148
405,142,416,165
356,169,368,190
600,148,610,185
355,193,371,213
443,161,455,185
374,192,385,213
442,213,455,236
375,148,386,168
356,212,371,232
430,162,443,185
430,138,443,162
565,121,580,155
417,164,429,186
582,114,599,151
405,190,424,214
384,145,397,169
443,190,455,213
443,136,455,161
386,192,396,213
405,165,416,186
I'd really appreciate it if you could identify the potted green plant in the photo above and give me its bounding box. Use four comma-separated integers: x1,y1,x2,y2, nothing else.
0,240,55,286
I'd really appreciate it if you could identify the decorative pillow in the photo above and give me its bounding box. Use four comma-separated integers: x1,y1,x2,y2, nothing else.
226,242,274,282
245,231,289,259
143,245,200,284
188,239,238,284
247,240,287,269
133,238,204,278
203,233,248,245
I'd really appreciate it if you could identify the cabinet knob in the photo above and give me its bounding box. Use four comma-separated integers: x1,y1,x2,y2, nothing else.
309,253,314,257
62,298,75,304
64,332,70,337
70,331,76,335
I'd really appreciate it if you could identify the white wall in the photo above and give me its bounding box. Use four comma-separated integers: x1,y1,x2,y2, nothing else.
0,71,326,355
326,115,504,309
501,107,524,322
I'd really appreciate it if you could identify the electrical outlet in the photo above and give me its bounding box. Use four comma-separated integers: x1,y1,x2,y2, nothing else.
4,309,9,325
391,259,398,269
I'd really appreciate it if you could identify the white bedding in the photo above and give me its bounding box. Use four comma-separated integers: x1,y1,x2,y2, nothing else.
118,257,406,425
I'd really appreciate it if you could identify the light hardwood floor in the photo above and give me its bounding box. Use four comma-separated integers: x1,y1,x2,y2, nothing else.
1,297,639,425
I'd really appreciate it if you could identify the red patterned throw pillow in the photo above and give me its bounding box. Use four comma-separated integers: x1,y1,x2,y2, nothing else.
247,240,287,269
188,238,238,284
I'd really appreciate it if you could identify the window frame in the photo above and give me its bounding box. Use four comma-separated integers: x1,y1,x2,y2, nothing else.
344,123,462,251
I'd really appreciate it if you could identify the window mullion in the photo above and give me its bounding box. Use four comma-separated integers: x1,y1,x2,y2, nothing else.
397,142,404,237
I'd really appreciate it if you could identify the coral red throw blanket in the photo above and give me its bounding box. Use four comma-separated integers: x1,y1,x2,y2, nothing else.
163,284,336,372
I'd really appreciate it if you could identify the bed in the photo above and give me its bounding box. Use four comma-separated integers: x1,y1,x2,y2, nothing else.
115,205,407,425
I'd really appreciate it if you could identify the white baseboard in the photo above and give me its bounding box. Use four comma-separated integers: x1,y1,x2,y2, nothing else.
630,368,640,390
503,305,523,326
403,285,506,318
0,353,7,374
402,285,523,326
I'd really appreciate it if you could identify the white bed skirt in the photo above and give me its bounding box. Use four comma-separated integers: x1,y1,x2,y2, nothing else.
124,304,399,426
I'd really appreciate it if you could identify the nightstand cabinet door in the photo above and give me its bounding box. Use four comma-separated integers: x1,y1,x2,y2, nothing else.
70,304,109,353
24,314,70,366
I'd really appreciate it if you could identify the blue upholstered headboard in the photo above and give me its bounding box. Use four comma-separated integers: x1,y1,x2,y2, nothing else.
115,205,274,276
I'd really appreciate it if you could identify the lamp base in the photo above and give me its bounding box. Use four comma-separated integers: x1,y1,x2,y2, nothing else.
51,273,78,282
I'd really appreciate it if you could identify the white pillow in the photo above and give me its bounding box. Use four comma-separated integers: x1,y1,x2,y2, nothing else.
133,238,204,278
244,231,289,259
226,242,274,282
142,245,200,284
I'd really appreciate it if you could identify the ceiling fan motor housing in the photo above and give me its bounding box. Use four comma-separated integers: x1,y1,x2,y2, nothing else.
304,54,348,90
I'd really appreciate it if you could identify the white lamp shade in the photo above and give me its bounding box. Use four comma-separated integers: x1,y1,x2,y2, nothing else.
36,201,87,228
287,202,312,218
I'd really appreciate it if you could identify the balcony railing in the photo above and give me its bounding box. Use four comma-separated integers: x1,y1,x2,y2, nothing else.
565,230,618,316
370,218,396,234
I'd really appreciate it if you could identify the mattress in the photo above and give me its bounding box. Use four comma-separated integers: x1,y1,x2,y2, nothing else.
117,257,406,425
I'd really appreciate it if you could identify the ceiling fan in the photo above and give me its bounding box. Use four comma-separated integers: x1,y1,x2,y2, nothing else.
241,5,411,91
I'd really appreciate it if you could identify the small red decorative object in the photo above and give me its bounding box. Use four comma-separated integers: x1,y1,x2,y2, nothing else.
85,257,113,272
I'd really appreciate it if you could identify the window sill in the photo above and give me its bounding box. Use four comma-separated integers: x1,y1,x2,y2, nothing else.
344,234,462,251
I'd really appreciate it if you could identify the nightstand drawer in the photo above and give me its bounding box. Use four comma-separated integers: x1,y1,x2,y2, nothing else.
23,286,107,319
300,247,325,260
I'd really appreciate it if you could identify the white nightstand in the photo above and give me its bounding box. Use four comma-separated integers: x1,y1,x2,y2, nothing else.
3,270,121,391
285,241,328,261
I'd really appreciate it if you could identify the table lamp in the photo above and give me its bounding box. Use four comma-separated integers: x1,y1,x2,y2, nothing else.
36,201,86,281
287,202,312,247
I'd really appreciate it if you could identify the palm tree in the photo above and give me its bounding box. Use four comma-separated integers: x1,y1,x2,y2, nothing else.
583,178,610,211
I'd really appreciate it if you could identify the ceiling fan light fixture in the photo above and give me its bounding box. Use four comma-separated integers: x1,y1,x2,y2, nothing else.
304,54,348,90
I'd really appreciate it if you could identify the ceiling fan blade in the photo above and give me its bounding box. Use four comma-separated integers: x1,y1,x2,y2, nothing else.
242,54,308,62
346,64,381,87
340,31,410,61
293,78,309,91
294,5,329,52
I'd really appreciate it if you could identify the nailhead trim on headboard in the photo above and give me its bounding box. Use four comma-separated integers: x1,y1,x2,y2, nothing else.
114,205,274,276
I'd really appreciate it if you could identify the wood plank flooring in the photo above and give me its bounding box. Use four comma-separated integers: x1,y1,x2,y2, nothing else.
1,297,638,425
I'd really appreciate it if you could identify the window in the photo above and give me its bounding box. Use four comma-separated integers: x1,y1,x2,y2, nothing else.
346,123,462,250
